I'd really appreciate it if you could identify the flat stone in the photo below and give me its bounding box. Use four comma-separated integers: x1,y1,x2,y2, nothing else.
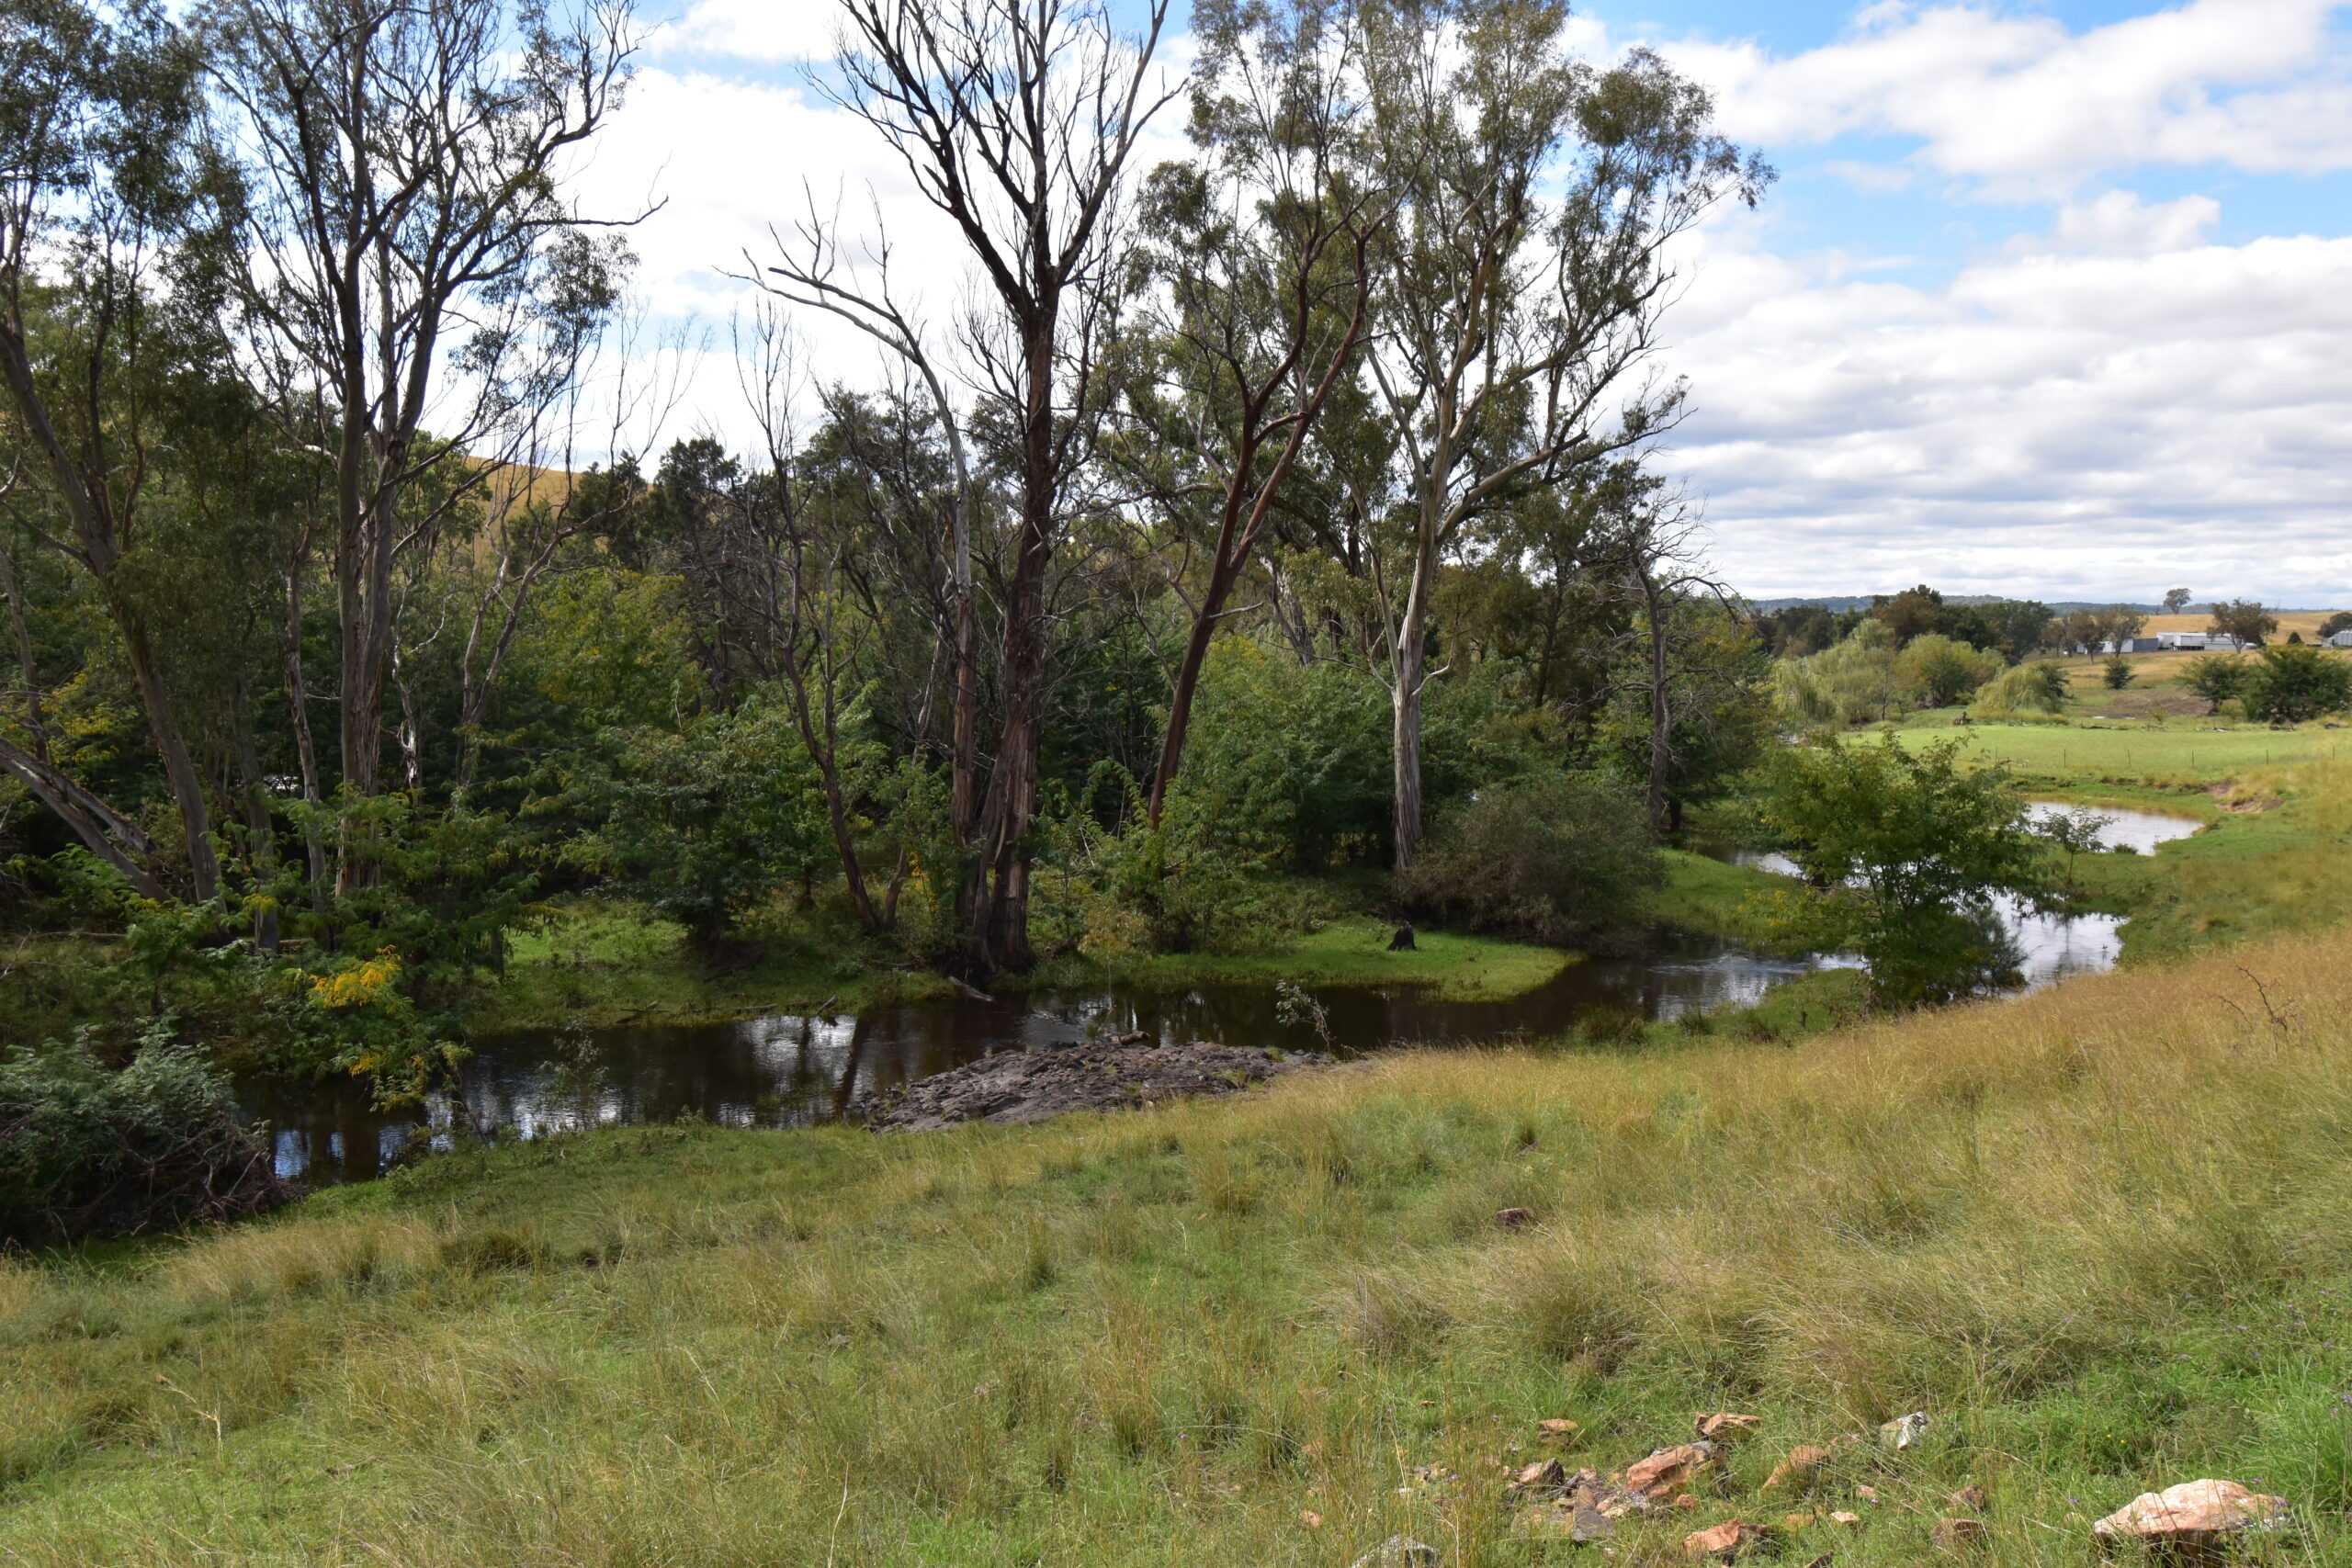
1694,1412,1763,1443
1684,1519,1776,1560
2092,1479,2291,1546
1623,1440,1718,1501
1512,1457,1565,1491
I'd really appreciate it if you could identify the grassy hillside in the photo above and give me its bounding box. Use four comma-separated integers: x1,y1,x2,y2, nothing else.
7,924,2352,1564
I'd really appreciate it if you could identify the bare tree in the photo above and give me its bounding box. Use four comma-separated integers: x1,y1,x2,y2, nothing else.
744,189,985,842
818,0,1182,974
204,0,645,882
1348,3,1769,866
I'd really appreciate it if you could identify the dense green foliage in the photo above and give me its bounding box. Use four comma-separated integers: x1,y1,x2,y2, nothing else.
1397,772,1662,942
1762,737,2052,1005
1967,660,2071,719
2243,644,2352,724
0,1031,283,1245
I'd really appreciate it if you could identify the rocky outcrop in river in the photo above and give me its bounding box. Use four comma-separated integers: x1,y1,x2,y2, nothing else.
865,1039,1326,1131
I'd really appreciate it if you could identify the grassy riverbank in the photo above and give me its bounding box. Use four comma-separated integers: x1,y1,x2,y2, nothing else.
7,921,2352,1564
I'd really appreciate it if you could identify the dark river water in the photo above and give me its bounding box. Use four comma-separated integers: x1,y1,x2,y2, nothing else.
240,801,2202,1186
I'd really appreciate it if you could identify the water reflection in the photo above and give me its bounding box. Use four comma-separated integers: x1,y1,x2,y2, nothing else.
239,931,1863,1186
244,803,2200,1188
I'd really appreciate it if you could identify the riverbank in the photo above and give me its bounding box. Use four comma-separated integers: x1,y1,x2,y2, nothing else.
7,919,2350,1563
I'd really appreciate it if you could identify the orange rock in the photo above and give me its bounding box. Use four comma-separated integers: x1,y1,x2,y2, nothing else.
1694,1412,1763,1443
1683,1520,1775,1561
1539,1416,1581,1438
1513,1458,1566,1490
1624,1442,1717,1500
1761,1443,1834,1493
1854,1484,1881,1503
2091,1479,2291,1547
1949,1484,1985,1510
1828,1510,1861,1528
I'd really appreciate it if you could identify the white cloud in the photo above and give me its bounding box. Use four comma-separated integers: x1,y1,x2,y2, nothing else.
666,0,843,62
2047,189,2221,253
1665,0,2352,194
1660,210,2352,603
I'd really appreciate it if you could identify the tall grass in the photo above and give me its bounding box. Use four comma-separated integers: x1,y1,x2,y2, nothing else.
6,929,2352,1562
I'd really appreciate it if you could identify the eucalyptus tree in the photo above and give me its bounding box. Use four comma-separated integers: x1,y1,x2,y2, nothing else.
1125,0,1383,828
0,0,224,901
814,0,1182,974
1343,0,1769,866
202,0,642,881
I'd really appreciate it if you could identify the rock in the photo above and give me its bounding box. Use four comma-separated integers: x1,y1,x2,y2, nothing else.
1538,1416,1581,1438
1496,1206,1534,1228
865,1040,1327,1130
1949,1485,1986,1511
1512,1457,1566,1491
1683,1519,1775,1561
1829,1510,1861,1528
1623,1441,1719,1501
1388,921,1417,952
2091,1479,2291,1553
1879,1411,1931,1450
1932,1517,1988,1552
1350,1535,1440,1568
1854,1484,1881,1503
1099,1029,1151,1046
1761,1443,1834,1493
1694,1412,1763,1443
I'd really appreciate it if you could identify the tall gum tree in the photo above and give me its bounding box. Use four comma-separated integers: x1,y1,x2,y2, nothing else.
202,0,641,885
1345,0,1768,867
0,0,225,901
819,0,1181,976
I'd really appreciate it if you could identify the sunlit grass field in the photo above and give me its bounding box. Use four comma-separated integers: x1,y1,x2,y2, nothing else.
6,923,2352,1564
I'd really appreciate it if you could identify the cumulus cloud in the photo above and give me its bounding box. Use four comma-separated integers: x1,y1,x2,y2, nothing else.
666,0,844,62
1667,0,2352,195
1659,213,2352,602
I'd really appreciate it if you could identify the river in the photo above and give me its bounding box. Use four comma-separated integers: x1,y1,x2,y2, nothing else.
240,800,2202,1185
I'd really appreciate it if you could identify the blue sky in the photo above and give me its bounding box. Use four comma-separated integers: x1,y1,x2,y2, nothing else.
591,1,2352,604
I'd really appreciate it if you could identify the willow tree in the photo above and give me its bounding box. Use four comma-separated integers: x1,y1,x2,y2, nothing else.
1346,0,1769,867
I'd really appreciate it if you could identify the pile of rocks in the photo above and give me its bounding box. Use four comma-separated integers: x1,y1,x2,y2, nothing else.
865,1040,1326,1131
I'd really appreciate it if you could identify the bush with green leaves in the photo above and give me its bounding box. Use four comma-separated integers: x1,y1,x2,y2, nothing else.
0,1028,287,1245
1968,660,2071,719
2243,644,2352,724
1894,632,2003,708
1760,736,2050,1008
2182,654,2251,715
1773,619,1905,727
2101,655,2136,691
1396,770,1661,944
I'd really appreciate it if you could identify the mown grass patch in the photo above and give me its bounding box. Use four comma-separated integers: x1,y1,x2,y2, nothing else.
8,925,2352,1563
1029,916,1576,1002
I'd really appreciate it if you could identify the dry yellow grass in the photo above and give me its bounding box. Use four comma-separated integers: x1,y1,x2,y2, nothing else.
2146,610,2343,638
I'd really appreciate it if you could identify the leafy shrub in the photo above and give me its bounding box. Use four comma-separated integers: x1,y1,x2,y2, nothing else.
1774,620,1905,727
1894,633,2003,708
0,1032,286,1245
1760,736,2048,1008
2182,654,2250,715
2101,655,2135,690
2243,645,2352,724
1968,660,2071,719
1397,771,1660,943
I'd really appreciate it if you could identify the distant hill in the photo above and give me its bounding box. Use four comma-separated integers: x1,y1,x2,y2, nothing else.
1747,594,2335,615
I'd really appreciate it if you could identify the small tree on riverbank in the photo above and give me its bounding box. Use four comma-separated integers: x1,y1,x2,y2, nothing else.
1760,736,2049,1007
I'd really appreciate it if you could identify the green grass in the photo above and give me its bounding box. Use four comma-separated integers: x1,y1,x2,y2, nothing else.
1028,915,1576,1002
7,923,2352,1563
1895,712,2352,787
1645,850,1811,953
470,900,958,1031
